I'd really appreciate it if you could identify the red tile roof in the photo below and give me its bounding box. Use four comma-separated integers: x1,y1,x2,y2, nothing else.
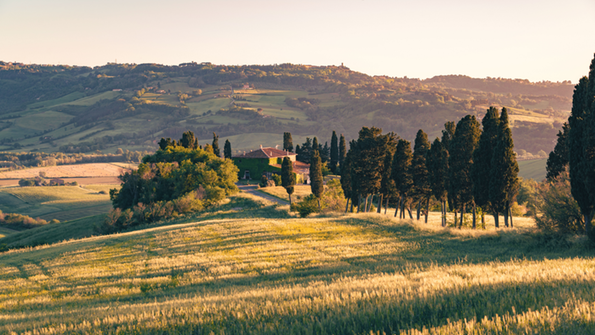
233,147,297,159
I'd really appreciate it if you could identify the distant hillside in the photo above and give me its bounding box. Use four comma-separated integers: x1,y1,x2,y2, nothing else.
0,61,572,155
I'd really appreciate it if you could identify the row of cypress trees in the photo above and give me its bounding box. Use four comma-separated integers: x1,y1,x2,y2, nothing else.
287,132,347,174
340,108,519,228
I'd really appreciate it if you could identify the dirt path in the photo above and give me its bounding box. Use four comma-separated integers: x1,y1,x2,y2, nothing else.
236,184,289,206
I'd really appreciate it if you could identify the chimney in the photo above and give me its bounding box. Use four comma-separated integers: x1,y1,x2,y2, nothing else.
260,144,263,149
275,145,279,149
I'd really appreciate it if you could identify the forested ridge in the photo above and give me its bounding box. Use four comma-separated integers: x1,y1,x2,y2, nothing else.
0,61,572,156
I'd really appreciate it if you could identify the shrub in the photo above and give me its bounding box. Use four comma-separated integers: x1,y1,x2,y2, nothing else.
533,170,584,234
260,175,268,187
0,210,48,229
320,179,347,213
18,179,35,187
271,174,282,186
291,194,320,218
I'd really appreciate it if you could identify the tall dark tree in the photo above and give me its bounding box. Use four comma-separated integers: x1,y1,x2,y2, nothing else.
339,134,347,171
212,132,220,157
569,76,595,239
340,149,353,212
410,130,431,222
350,127,390,212
379,142,397,214
224,139,232,159
281,157,296,204
428,138,448,226
449,115,481,228
472,107,500,224
330,131,339,174
158,138,173,150
489,108,519,228
583,55,595,241
180,131,198,149
441,121,456,215
320,142,330,164
441,121,456,154
296,139,312,164
283,132,294,152
391,139,413,219
312,137,319,154
546,122,569,180
310,150,324,209
348,140,362,211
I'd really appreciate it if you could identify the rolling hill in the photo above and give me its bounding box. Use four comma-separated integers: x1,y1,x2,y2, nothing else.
0,61,571,156
1,193,594,334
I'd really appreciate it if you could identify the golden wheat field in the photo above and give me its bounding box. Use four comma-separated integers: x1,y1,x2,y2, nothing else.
0,163,131,179
1,194,595,334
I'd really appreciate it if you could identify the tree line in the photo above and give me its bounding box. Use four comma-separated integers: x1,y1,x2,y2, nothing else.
337,107,519,228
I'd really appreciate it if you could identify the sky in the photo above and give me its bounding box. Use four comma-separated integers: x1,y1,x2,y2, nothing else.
1,0,594,82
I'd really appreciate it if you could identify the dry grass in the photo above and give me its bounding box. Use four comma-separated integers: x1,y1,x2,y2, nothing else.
0,163,131,179
0,197,593,334
258,185,313,201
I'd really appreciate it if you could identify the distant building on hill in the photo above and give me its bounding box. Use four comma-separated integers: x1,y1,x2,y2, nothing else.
232,146,309,183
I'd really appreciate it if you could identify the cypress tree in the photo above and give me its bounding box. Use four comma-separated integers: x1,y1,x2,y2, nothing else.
347,140,361,211
339,134,347,170
378,133,398,214
472,107,500,223
546,122,569,180
158,138,173,150
441,121,456,216
583,55,595,241
350,127,388,212
449,115,481,228
330,131,339,174
180,131,198,149
212,133,220,157
428,138,448,226
312,137,319,154
489,108,519,228
340,152,353,212
569,77,594,238
321,142,330,164
283,132,293,152
297,139,312,164
441,121,456,153
392,139,413,219
281,157,296,204
410,130,431,222
310,150,324,209
224,139,232,159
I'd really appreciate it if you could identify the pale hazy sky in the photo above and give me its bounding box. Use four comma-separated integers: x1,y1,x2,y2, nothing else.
1,0,594,82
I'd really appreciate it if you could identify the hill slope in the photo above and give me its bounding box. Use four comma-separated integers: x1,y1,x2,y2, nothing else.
0,62,571,155
1,194,594,334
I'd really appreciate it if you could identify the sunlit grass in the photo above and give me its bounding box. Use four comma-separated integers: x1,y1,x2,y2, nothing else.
1,196,593,334
257,185,312,201
0,186,113,222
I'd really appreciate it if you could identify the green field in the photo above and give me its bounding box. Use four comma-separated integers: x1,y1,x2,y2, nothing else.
0,214,105,249
1,193,594,334
66,91,125,106
0,185,117,222
0,226,16,239
518,158,547,181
